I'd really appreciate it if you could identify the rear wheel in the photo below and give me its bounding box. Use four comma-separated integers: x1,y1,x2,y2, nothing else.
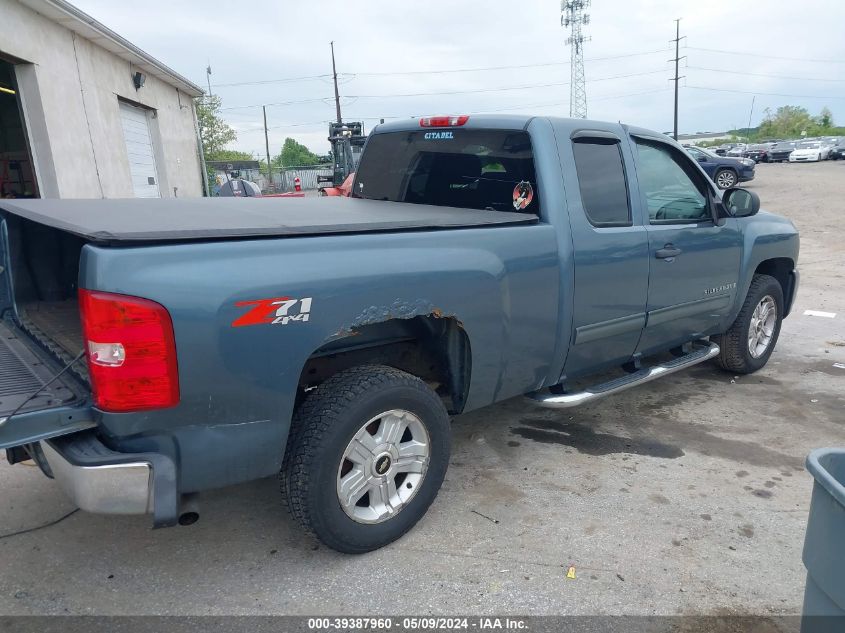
714,168,738,189
281,365,450,553
715,274,784,374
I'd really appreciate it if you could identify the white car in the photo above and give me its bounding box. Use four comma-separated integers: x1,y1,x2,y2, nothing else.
789,142,830,162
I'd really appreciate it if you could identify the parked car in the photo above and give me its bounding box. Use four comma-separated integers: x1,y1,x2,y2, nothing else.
685,146,756,188
769,141,799,163
830,142,845,160
711,146,728,156
744,144,772,163
0,114,799,553
727,144,747,157
790,141,831,162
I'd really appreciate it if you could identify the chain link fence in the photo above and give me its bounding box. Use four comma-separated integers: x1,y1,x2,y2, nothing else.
208,163,334,195
270,165,333,192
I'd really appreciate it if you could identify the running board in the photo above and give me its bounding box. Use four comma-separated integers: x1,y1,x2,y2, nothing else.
526,342,720,409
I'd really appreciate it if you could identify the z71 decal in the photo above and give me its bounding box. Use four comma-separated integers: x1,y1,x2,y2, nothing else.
232,296,313,327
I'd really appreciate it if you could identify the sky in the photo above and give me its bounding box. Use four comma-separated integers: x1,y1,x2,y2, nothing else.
73,0,845,157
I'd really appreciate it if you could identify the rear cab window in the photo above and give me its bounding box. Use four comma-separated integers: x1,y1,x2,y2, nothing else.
352,129,539,214
571,137,631,227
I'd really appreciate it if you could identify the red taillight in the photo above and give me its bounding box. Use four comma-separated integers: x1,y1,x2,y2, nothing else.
78,289,179,412
419,115,469,127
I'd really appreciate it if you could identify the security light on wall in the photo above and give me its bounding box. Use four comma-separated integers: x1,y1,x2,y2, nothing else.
132,71,146,90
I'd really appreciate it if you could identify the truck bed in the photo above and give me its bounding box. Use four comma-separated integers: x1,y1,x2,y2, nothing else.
0,319,81,418
16,300,87,380
0,198,538,244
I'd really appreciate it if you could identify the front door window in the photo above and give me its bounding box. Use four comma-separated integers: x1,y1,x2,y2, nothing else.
635,140,710,223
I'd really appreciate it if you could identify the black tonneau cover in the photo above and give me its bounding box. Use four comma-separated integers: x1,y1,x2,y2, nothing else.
0,198,538,244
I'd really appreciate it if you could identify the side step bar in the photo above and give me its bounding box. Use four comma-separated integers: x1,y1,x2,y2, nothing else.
526,342,720,409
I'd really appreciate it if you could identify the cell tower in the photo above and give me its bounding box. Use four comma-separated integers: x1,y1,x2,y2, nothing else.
561,0,591,119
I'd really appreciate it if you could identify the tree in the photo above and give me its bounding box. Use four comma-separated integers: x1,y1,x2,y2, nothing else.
209,149,255,162
816,107,834,129
757,105,814,139
196,95,237,160
754,105,843,139
273,138,322,167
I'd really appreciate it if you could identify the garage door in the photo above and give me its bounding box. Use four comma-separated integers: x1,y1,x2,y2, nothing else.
119,101,160,198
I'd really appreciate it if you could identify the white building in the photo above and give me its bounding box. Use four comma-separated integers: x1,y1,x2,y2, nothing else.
0,0,205,199
674,132,732,146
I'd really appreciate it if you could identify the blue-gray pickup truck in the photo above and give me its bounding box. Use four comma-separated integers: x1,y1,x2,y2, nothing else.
0,115,799,553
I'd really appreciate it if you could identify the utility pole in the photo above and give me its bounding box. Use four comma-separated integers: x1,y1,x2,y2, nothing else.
263,105,272,190
330,41,342,125
746,95,756,144
561,1,591,119
670,18,686,140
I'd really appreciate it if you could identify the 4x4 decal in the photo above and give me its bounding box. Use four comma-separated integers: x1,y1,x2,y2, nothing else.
232,296,313,327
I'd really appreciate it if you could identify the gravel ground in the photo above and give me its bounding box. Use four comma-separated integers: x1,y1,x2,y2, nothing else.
1,161,844,617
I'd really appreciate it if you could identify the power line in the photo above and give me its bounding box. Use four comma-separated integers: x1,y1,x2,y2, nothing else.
687,65,845,83
232,87,672,136
685,46,845,64
220,97,360,112
349,48,668,77
220,65,674,113
684,85,845,100
207,48,670,89
220,97,328,111
212,73,332,88
473,87,671,113
347,69,667,100
337,87,670,123
268,120,332,130
228,82,671,134
234,119,333,133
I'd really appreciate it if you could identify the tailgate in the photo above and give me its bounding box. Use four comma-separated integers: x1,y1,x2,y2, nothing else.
0,319,93,451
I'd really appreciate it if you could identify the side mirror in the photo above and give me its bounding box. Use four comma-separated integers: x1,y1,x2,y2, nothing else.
723,187,760,218
696,155,707,162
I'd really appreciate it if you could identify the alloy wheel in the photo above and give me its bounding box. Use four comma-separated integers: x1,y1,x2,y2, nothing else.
748,295,777,358
336,409,431,524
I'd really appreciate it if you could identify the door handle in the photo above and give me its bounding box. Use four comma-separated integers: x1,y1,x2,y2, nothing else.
655,244,682,259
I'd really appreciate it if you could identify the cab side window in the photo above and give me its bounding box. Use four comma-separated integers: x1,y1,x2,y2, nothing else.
634,139,710,223
572,138,631,227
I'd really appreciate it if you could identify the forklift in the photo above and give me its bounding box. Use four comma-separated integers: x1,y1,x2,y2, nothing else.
318,121,365,195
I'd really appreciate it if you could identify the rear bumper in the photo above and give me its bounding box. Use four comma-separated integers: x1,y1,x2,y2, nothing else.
41,430,179,527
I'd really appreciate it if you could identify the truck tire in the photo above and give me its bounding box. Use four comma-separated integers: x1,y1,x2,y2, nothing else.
280,365,450,553
715,274,784,374
714,168,738,189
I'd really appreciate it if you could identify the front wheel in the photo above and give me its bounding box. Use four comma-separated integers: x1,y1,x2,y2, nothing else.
714,168,738,189
281,365,451,553
715,274,784,374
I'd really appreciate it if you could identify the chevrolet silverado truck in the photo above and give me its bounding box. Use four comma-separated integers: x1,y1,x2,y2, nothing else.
0,115,799,553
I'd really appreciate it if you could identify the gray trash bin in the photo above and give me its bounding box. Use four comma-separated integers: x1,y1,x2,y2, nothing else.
802,448,845,633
